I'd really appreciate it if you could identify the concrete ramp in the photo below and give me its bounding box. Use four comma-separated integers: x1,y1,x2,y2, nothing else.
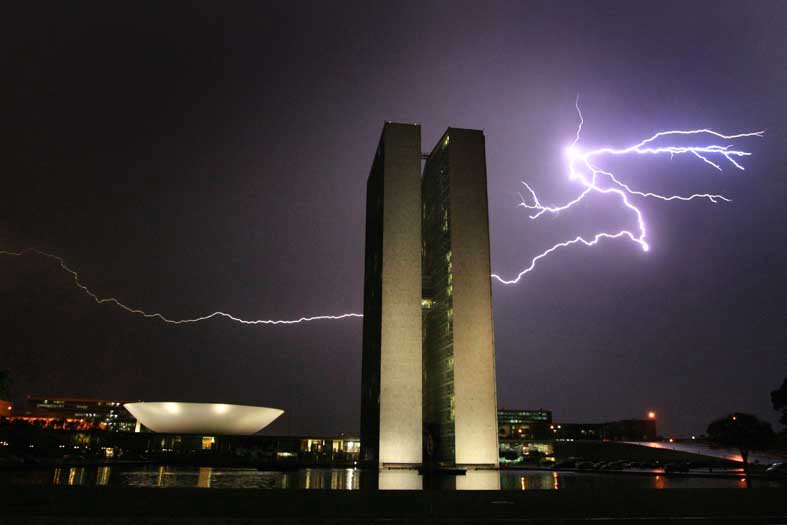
624,441,783,465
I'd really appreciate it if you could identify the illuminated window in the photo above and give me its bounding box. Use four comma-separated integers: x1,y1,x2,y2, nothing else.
304,439,325,453
201,436,215,450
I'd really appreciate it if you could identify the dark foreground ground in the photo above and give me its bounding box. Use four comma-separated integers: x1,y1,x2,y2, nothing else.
1,487,787,524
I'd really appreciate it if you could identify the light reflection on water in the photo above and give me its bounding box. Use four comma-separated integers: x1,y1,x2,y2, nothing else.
113,466,361,490
3,466,783,490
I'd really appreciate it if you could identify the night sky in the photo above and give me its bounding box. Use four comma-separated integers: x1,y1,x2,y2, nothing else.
2,1,786,438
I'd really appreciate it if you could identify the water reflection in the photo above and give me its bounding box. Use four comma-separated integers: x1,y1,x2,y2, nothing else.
197,467,212,488
378,469,422,490
654,474,665,489
455,469,500,490
96,466,111,486
67,467,85,486
517,472,561,491
499,470,768,490
52,467,88,486
5,466,784,490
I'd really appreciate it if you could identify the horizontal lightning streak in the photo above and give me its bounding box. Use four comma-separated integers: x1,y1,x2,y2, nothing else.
492,97,763,285
2,100,764,319
0,248,362,325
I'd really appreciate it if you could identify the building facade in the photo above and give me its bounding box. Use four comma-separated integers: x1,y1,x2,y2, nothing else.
12,395,137,431
362,123,498,469
422,129,498,468
360,123,423,467
498,409,553,441
497,409,554,464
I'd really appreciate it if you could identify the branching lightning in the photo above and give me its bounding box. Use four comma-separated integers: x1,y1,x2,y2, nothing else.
0,248,362,325
491,98,764,285
2,99,764,321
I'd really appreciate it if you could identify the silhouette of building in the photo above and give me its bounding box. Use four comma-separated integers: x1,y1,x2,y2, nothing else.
555,419,657,441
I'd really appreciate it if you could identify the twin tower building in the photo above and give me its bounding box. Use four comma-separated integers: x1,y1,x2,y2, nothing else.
361,122,499,470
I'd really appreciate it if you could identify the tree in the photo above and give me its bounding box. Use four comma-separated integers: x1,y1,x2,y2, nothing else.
707,413,773,488
0,370,11,401
771,377,787,426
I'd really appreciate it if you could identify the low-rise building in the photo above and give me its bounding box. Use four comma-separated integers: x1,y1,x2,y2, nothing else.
555,419,657,441
497,409,554,463
496,408,659,464
9,395,137,431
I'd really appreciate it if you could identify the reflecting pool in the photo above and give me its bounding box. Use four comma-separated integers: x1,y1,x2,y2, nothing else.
4,466,784,490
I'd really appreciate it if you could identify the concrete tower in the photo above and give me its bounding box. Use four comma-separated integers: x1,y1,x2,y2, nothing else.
360,122,423,467
422,128,499,468
361,123,498,470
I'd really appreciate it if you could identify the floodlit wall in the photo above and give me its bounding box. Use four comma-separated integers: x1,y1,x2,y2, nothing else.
449,129,499,467
439,129,499,467
361,123,423,466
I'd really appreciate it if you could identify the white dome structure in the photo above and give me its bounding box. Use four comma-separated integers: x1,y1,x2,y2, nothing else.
124,402,283,435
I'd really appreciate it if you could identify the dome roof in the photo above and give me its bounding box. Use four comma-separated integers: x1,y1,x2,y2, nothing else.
124,402,283,435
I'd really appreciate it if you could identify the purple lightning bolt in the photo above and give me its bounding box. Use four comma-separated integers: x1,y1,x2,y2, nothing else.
0,248,362,325
2,100,764,321
491,98,764,285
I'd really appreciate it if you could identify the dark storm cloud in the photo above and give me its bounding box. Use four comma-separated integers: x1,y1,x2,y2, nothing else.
2,1,785,436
